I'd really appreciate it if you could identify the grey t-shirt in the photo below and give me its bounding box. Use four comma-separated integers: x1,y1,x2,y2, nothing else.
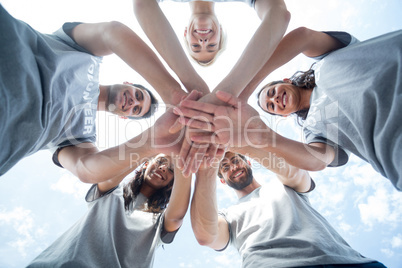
28,184,176,268
220,184,374,268
0,5,101,175
157,0,256,8
303,30,402,190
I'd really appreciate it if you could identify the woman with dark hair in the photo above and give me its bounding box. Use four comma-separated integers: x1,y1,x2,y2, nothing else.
28,154,191,267
172,27,402,190
253,27,402,190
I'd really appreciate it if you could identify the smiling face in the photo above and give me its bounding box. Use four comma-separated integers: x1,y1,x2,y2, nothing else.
185,14,221,63
106,84,151,118
258,80,306,116
143,154,174,190
219,152,253,190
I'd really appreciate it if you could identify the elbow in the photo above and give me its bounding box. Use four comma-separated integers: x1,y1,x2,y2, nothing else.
305,161,327,172
195,234,216,247
74,157,104,184
283,9,291,25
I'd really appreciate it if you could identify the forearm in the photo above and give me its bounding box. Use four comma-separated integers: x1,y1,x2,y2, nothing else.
71,129,157,183
213,2,290,97
232,145,311,192
132,0,209,95
257,130,334,171
164,168,192,232
104,21,184,104
191,168,220,246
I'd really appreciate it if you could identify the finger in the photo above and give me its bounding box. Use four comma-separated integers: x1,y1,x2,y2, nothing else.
189,144,208,174
215,91,240,108
173,106,214,122
191,134,220,144
205,144,218,166
178,117,215,132
184,90,202,102
178,135,193,170
169,117,185,134
179,100,218,114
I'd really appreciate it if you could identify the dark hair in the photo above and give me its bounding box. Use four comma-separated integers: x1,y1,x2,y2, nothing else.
127,83,159,120
217,153,248,178
123,161,174,213
257,64,316,126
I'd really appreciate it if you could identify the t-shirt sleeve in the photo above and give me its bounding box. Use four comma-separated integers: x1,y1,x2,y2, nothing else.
303,128,350,167
52,22,97,55
310,31,360,61
85,184,119,203
158,213,180,244
215,210,231,252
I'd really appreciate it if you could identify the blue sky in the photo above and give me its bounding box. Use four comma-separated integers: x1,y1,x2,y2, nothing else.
0,0,401,267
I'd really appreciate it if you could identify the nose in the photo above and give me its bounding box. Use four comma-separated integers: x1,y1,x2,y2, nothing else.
158,164,167,173
199,38,208,43
230,164,237,171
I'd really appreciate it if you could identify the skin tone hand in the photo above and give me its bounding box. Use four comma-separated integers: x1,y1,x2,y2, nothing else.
173,91,268,148
58,90,203,184
173,91,335,172
171,92,229,176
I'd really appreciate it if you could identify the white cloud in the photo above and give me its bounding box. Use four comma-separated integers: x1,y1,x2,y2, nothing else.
358,186,402,228
380,248,394,258
0,207,36,257
50,173,90,199
391,234,402,248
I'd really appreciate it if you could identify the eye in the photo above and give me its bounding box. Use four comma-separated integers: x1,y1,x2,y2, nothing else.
135,92,139,99
232,159,239,164
271,88,276,97
208,44,217,48
133,106,139,114
168,167,174,173
192,44,201,48
271,103,275,111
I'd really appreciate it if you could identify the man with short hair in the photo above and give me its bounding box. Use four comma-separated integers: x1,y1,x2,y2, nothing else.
191,150,386,267
0,5,193,181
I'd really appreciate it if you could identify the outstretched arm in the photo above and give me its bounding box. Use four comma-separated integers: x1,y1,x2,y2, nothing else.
239,27,348,100
57,91,202,184
163,164,192,232
132,0,209,95
191,166,230,250
213,0,290,98
174,91,335,172
71,21,186,105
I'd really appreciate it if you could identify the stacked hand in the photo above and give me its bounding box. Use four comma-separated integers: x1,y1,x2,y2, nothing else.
169,91,272,176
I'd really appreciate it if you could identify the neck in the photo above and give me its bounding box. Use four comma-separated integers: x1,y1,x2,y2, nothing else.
299,88,313,111
234,178,261,199
139,183,156,198
190,1,215,15
97,84,109,112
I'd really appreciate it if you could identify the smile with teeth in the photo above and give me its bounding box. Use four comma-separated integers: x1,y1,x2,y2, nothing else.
195,29,212,34
282,92,287,108
153,172,165,181
123,93,128,110
232,170,244,179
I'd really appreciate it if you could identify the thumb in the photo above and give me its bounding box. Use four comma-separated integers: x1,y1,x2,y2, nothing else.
216,91,240,108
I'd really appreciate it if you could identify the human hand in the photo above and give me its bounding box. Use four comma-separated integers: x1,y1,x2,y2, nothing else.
150,90,203,156
173,91,270,148
171,92,230,176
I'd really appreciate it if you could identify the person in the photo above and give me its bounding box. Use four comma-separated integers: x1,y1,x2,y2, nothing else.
28,153,192,267
174,26,402,191
191,150,387,268
145,0,290,175
0,4,190,177
255,27,402,190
